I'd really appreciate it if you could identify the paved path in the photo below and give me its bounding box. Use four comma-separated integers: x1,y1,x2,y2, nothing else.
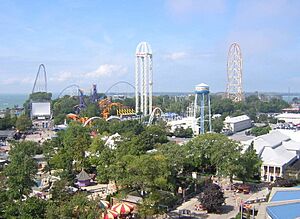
25,130,54,143
170,190,252,218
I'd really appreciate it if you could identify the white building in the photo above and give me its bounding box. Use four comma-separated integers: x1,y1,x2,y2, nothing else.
224,115,252,133
31,102,52,129
242,130,300,182
167,117,199,135
275,113,300,125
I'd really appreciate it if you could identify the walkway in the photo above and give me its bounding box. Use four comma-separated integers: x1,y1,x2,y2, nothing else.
170,190,253,218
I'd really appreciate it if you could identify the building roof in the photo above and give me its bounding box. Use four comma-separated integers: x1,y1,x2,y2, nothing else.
0,130,15,138
278,129,300,142
276,113,300,119
259,131,290,148
267,202,300,219
243,130,298,166
270,190,300,202
123,195,143,204
224,115,250,124
256,187,300,218
282,140,300,152
260,145,296,166
77,169,91,181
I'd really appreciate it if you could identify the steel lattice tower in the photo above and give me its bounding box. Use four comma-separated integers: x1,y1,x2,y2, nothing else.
135,42,153,116
226,43,244,102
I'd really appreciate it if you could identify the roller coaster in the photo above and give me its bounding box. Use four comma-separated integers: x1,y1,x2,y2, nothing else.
32,64,47,93
98,98,135,119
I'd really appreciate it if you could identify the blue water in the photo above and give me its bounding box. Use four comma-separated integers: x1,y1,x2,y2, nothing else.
0,94,28,110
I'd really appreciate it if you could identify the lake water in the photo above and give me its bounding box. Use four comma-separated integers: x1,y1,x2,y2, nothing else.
0,94,28,110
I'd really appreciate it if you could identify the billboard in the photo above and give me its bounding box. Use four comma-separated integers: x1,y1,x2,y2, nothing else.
31,102,51,117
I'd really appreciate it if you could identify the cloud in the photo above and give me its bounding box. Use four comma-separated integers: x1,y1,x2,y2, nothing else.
83,64,128,78
0,76,32,85
50,71,74,82
164,51,214,61
165,52,187,60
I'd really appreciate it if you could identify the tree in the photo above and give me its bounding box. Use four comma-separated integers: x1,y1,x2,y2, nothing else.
16,114,32,131
46,192,99,219
91,119,110,134
236,142,262,183
199,183,225,213
250,126,271,136
212,117,224,133
19,197,47,219
173,127,193,138
270,177,298,188
52,96,78,125
156,142,187,176
62,122,92,170
0,110,16,130
80,103,100,118
110,154,172,196
88,136,115,183
4,141,38,200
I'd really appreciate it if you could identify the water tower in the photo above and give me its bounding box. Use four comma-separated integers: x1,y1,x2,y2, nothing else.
193,83,212,134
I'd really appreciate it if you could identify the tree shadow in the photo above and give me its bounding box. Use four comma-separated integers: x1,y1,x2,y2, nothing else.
219,205,234,214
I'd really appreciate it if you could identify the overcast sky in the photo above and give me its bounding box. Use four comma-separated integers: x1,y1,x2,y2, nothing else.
0,0,300,94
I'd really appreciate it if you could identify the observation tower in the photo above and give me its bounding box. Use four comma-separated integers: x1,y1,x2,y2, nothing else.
135,42,153,116
193,83,212,134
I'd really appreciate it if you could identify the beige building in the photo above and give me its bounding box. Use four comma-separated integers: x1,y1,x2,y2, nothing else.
224,115,252,133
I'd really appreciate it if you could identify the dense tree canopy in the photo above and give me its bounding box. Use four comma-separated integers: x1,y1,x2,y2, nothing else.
250,125,271,136
236,143,262,183
4,141,38,200
0,110,16,130
199,183,225,213
16,114,32,131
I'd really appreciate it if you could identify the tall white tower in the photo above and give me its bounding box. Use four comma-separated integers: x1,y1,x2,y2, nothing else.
193,83,212,135
226,43,244,102
135,42,153,116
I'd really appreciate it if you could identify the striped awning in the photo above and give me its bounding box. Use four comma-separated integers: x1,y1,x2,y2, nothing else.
111,202,134,214
101,209,119,219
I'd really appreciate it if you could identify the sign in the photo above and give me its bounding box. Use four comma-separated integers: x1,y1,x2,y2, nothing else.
192,172,197,179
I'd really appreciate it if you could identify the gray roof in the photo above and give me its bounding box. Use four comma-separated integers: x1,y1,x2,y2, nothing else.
77,169,91,181
0,130,15,138
259,131,290,148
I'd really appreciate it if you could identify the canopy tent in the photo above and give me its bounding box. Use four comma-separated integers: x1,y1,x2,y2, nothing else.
111,202,134,215
101,209,119,219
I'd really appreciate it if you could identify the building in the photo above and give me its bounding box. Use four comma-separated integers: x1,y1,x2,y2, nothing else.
224,115,252,133
76,169,91,187
275,113,300,125
31,102,51,129
257,187,300,219
0,130,16,142
167,117,198,134
242,130,300,182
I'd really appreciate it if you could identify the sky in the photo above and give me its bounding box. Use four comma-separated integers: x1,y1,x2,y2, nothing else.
0,0,300,94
